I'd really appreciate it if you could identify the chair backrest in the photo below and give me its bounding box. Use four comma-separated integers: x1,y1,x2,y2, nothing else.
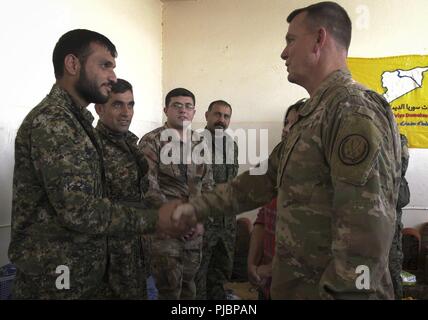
419,223,428,280
231,217,253,282
0,263,16,300
402,228,421,271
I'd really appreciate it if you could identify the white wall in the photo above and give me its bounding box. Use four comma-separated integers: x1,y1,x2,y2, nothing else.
0,0,163,267
162,0,428,226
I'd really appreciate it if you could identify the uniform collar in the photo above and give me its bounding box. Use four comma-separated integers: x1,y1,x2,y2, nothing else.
299,69,352,117
96,120,138,144
49,84,95,124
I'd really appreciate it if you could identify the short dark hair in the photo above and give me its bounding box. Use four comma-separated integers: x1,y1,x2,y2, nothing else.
111,78,133,94
287,1,352,50
53,29,117,79
165,88,195,107
207,100,232,113
283,99,304,126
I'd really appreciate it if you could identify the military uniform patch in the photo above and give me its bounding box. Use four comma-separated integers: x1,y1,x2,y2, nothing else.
339,134,369,165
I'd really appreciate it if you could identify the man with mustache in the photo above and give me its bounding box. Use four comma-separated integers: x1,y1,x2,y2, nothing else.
94,78,150,299
195,100,239,300
9,30,175,299
139,88,214,299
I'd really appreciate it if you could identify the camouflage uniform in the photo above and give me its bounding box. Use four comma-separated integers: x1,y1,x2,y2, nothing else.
389,134,410,299
9,85,157,299
195,130,239,299
189,70,401,299
95,121,149,299
139,124,214,299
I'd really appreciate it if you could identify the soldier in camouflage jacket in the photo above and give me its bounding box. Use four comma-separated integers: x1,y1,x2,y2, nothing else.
195,100,239,299
388,134,410,299
95,78,149,299
173,3,401,299
139,88,214,299
9,30,158,299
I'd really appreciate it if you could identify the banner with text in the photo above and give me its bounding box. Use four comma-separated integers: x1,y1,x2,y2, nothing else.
348,55,428,148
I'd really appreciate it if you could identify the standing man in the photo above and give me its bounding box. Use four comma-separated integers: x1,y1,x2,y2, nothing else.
195,100,239,300
172,2,401,299
139,88,214,299
8,29,174,299
94,78,149,299
389,134,410,299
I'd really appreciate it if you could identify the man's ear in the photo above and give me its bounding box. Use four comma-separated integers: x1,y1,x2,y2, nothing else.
164,106,168,115
205,111,209,121
63,54,80,76
95,104,103,116
313,27,327,53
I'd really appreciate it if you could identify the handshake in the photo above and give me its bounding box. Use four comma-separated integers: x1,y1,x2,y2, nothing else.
157,200,200,238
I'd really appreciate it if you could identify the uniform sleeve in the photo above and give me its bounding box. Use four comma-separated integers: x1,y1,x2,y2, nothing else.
319,101,396,299
400,134,409,176
31,113,158,236
139,134,168,208
189,141,283,222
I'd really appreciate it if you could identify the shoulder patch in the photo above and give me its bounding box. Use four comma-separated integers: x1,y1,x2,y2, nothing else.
339,134,370,165
331,112,382,186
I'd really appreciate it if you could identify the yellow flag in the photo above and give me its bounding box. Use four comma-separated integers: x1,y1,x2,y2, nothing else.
347,55,428,148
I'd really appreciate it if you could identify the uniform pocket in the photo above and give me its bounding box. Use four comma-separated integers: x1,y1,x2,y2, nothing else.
277,133,300,189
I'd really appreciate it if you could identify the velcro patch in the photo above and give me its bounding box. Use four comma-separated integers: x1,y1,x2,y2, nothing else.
331,112,382,186
339,135,370,165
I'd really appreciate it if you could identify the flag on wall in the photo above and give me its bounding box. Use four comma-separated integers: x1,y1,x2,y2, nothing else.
347,55,428,148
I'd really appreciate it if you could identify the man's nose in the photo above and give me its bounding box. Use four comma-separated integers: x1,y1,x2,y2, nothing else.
108,70,117,84
120,106,131,117
281,47,288,60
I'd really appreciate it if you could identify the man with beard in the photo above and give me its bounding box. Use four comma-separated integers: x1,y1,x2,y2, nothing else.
9,29,177,299
195,100,239,299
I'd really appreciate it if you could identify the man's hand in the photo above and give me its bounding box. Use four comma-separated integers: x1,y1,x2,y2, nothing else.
248,263,272,288
172,203,198,229
248,264,262,287
158,200,190,237
182,223,204,241
257,263,272,279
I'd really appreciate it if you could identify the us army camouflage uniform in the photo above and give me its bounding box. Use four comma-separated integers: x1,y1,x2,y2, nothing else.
195,130,239,299
96,121,149,299
8,85,158,299
389,134,410,299
189,70,401,299
139,124,214,299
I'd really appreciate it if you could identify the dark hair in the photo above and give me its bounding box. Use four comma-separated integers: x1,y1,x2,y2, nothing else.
165,88,195,107
287,1,352,50
53,29,117,79
111,78,133,94
283,99,304,126
207,100,232,113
